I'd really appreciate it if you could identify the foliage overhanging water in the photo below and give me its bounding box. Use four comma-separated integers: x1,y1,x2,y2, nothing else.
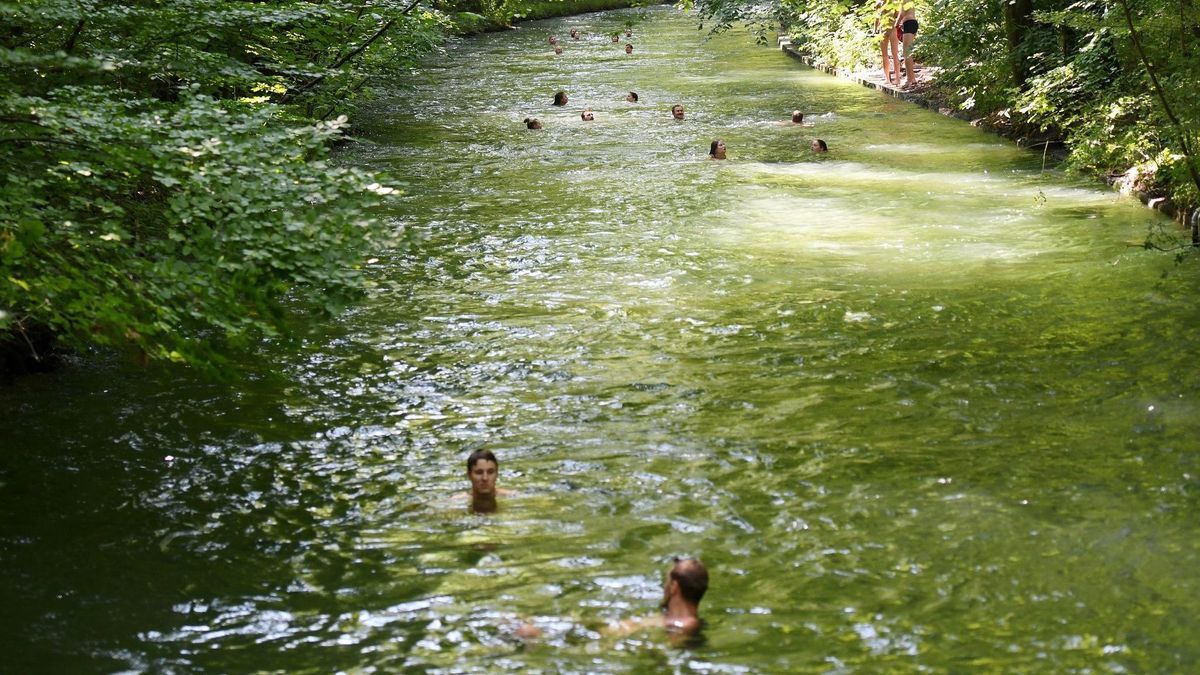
2,7,1199,672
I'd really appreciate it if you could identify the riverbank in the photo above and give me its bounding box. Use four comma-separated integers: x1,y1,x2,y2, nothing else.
778,35,1197,238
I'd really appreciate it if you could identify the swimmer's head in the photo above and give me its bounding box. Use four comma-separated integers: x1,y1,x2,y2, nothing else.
626,91,639,103
664,558,709,607
467,449,499,493
549,35,557,44
625,43,633,54
581,108,594,121
554,45,563,55
671,104,684,120
523,117,542,129
709,139,726,159
811,138,828,153
553,90,568,106
791,110,804,123
611,34,620,42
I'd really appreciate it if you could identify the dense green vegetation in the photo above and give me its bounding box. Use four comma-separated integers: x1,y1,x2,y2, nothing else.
0,0,444,375
686,0,1200,236
0,0,647,377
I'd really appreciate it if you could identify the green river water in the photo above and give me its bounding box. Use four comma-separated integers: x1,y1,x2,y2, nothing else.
3,7,1200,672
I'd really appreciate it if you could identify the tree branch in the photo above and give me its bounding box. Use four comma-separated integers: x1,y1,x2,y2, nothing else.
63,19,86,54
279,1,419,105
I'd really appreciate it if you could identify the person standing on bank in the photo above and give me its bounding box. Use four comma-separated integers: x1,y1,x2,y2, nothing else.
876,0,902,86
895,0,919,88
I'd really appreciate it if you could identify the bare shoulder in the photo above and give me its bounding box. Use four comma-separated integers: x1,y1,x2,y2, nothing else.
602,614,660,637
665,616,700,635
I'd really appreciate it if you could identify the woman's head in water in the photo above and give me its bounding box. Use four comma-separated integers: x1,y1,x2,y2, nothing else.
523,117,542,129
811,138,828,153
553,90,568,106
709,139,727,160
626,91,638,103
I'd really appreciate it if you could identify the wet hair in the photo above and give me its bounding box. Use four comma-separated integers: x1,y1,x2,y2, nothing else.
709,139,722,156
523,117,541,129
628,91,638,102
791,110,804,123
581,109,593,121
553,91,567,106
671,104,683,114
625,43,633,51
671,558,708,605
814,138,828,152
467,449,498,471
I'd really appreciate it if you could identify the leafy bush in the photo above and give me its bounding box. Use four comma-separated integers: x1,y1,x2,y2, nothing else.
1,87,391,371
0,0,448,373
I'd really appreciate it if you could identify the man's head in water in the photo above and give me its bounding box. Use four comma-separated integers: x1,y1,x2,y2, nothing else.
523,117,542,129
549,35,558,45
467,449,499,512
671,104,684,120
626,91,639,103
625,43,633,54
791,110,804,124
553,90,568,106
554,45,563,55
612,34,620,43
661,558,708,634
581,108,594,121
811,138,828,153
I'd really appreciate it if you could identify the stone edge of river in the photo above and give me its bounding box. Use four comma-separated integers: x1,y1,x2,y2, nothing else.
777,35,1198,234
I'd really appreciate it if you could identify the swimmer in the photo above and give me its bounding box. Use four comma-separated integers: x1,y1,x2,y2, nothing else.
625,43,633,54
570,28,580,39
625,28,633,37
465,449,514,513
626,91,639,103
791,110,804,124
606,558,709,643
581,108,594,121
549,35,558,45
611,34,620,43
671,104,685,120
553,90,568,106
554,45,563,55
708,139,727,160
523,117,542,129
811,139,828,153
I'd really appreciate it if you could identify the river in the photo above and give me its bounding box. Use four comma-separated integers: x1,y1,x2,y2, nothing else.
2,6,1199,672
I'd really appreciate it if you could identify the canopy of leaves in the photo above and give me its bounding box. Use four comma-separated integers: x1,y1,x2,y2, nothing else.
0,1,452,374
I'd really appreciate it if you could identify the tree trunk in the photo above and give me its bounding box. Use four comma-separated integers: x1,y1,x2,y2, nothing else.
1004,0,1035,88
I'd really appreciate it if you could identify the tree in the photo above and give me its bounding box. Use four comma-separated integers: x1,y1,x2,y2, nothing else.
0,1,450,374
